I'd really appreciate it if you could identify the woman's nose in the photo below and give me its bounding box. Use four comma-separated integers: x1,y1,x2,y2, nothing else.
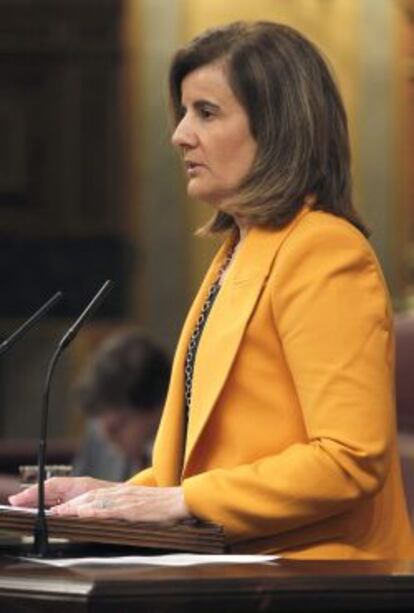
171,116,197,149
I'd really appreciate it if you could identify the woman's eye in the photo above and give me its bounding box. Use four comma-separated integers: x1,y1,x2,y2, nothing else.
199,107,214,120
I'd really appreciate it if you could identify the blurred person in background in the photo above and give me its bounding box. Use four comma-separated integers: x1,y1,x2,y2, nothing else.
73,329,170,482
0,329,170,502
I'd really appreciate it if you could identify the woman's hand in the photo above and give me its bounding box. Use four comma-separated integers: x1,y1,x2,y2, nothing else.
8,476,113,508
49,484,191,523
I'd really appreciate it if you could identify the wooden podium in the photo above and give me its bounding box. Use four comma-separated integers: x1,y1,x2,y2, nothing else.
0,554,413,612
0,506,225,554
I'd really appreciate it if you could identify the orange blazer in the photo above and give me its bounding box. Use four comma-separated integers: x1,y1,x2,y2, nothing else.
130,208,414,559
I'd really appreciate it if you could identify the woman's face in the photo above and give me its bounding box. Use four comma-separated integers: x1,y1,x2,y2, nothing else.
171,61,257,205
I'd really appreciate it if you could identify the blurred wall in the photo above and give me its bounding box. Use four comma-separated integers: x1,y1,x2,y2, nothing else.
121,0,189,349
0,0,128,441
394,0,414,307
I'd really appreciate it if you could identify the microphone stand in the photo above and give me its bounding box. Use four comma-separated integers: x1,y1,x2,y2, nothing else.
33,280,114,557
33,343,61,556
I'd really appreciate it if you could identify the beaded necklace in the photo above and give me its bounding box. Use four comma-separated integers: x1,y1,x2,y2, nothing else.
183,242,238,417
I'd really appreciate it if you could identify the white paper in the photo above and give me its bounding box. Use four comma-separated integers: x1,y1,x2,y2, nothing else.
0,504,52,516
26,553,279,567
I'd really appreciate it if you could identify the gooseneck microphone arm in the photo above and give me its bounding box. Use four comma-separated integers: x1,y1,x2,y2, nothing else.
0,292,63,357
33,342,62,557
33,280,114,557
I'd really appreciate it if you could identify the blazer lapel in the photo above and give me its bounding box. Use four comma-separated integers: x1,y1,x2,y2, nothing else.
152,234,235,484
183,219,307,472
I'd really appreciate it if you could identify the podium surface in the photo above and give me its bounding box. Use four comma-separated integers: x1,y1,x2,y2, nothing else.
0,556,413,612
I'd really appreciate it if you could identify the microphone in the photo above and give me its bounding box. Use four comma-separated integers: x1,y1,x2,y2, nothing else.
33,280,114,556
0,292,63,357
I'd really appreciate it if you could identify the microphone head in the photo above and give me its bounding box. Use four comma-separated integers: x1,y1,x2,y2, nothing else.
0,291,63,357
58,280,115,350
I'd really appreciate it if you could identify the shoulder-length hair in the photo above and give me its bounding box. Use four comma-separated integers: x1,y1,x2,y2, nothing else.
169,21,368,237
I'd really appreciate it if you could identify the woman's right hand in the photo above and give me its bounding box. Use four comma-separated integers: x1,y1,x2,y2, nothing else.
8,476,115,509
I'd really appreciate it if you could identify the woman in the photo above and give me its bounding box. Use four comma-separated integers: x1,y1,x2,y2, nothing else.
10,21,414,559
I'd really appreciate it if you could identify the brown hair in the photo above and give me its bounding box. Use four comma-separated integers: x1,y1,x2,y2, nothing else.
169,21,369,236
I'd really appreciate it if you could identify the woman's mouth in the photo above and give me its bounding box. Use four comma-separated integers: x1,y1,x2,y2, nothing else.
184,160,203,175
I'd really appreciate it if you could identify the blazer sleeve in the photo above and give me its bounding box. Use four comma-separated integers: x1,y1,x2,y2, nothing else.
181,217,395,541
127,466,157,486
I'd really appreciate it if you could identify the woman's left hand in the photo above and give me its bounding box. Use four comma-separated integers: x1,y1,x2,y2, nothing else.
49,485,191,522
